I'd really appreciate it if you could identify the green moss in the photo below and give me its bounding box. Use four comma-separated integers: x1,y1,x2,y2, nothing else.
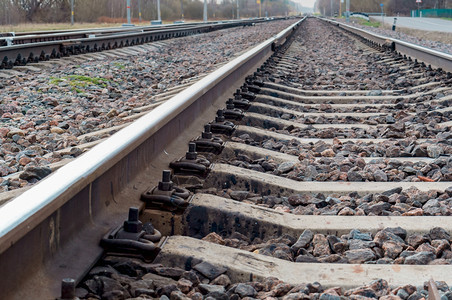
49,77,64,85
113,62,125,69
49,75,110,93
67,75,109,86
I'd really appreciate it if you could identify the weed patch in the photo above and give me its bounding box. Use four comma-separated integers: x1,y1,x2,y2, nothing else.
49,75,110,93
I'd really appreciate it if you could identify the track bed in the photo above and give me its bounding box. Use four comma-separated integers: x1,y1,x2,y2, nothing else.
1,17,451,300
72,18,452,300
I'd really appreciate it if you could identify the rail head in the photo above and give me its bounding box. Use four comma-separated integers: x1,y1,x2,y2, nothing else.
0,17,304,255
319,17,452,73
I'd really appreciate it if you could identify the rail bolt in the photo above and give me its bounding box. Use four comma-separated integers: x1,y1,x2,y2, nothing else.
202,124,213,139
186,142,198,160
123,207,143,233
158,170,173,191
59,278,79,300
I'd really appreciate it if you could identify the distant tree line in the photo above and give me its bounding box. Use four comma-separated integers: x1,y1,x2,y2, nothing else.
0,0,298,25
314,0,451,16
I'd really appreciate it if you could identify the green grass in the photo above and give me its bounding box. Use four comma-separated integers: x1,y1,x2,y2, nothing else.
49,75,110,93
362,20,381,27
441,17,452,21
352,18,381,28
113,62,125,69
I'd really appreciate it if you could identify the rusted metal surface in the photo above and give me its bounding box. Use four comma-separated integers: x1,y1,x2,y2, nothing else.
0,18,304,299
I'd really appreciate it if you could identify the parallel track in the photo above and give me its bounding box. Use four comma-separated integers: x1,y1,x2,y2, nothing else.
0,18,279,69
0,17,451,299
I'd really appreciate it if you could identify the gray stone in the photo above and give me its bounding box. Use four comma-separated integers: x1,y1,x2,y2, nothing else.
349,229,372,241
347,170,363,182
170,291,191,300
229,191,249,201
367,202,392,215
404,251,436,265
304,165,318,179
291,229,314,252
427,145,443,158
98,276,127,295
130,280,155,296
157,284,179,297
154,267,185,279
89,265,119,277
83,278,101,294
373,229,406,247
278,161,296,173
319,294,341,300
142,273,178,287
102,290,127,300
198,284,225,294
348,239,375,250
19,166,51,180
210,274,231,287
382,187,403,196
383,227,408,240
181,270,200,286
429,227,450,240
446,186,452,197
234,283,257,297
396,288,410,299
193,262,227,280
373,169,388,182
283,292,310,300
206,291,228,300
345,248,376,263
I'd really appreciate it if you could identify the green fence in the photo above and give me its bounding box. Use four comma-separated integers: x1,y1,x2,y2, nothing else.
411,9,452,18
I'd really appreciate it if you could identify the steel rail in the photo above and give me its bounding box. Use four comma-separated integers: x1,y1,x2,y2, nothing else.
0,19,248,45
0,18,283,68
320,17,452,73
0,17,274,42
0,17,304,299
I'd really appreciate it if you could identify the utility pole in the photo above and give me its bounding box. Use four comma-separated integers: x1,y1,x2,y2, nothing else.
127,0,131,24
258,0,261,17
138,0,142,22
71,0,74,25
181,0,185,20
237,0,240,19
203,0,207,22
346,0,350,22
157,0,161,21
330,0,333,16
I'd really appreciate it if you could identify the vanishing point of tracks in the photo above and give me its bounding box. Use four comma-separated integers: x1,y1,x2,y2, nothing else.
1,17,452,299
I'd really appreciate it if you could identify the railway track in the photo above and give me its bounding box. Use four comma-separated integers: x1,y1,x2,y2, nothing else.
0,18,279,70
0,19,296,202
0,16,451,299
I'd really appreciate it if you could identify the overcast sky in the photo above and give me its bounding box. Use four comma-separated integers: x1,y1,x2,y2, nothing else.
298,0,316,8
